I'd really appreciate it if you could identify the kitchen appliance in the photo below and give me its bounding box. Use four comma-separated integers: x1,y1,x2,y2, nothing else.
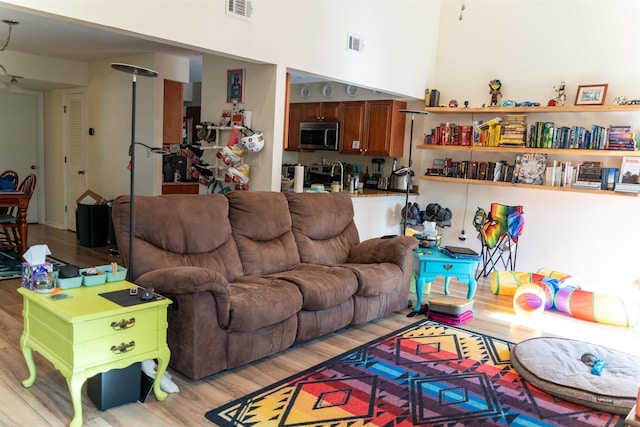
299,122,339,151
389,167,414,192
282,164,308,185
366,158,385,189
308,163,336,187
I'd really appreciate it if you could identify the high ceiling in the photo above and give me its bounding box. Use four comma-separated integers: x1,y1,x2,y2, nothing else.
0,5,204,89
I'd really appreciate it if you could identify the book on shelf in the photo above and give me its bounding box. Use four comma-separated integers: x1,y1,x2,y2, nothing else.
619,156,640,183
615,156,640,193
576,161,602,182
516,153,547,185
600,167,619,190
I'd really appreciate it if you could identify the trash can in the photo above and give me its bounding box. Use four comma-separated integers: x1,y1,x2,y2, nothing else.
87,362,142,410
76,203,109,247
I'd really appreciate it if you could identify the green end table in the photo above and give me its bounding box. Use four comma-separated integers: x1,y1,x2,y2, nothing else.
411,248,479,312
18,281,171,427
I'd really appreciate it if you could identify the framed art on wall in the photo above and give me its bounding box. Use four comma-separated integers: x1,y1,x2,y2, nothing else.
227,68,245,103
574,84,608,105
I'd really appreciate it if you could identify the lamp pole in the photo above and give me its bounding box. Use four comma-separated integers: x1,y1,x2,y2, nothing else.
111,63,158,281
399,109,428,235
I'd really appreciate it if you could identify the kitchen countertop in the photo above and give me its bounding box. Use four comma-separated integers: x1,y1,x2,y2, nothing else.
349,188,420,197
285,187,419,197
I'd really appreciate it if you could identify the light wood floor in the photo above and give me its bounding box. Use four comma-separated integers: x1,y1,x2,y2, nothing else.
1,224,638,426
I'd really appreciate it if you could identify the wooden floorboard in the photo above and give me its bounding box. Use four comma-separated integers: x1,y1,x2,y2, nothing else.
0,223,637,426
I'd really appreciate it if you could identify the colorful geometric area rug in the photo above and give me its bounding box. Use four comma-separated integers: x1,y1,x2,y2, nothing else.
0,249,66,281
205,320,623,427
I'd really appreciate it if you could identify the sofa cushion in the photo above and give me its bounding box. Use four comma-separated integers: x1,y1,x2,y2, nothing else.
112,194,244,281
271,264,358,310
285,192,360,265
340,262,403,297
227,191,301,276
228,276,303,332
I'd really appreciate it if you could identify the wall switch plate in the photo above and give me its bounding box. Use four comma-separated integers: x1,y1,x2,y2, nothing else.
352,140,360,149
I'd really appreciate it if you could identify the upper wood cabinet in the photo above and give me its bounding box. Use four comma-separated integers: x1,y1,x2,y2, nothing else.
163,79,184,145
341,100,407,157
302,102,340,122
286,100,407,156
339,101,366,154
364,100,407,157
285,103,304,151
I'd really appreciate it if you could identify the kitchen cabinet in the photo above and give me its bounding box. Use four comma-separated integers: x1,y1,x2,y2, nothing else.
341,99,407,157
163,79,183,144
285,103,304,151
340,101,366,153
302,102,340,122
418,105,640,197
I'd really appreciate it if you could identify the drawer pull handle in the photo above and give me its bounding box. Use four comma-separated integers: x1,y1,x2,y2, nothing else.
111,341,136,354
111,318,136,330
443,265,453,271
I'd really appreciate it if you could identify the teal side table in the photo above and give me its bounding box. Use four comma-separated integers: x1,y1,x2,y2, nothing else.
411,248,479,312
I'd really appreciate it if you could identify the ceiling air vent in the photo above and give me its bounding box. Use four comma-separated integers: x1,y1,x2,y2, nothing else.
226,0,253,21
347,33,364,53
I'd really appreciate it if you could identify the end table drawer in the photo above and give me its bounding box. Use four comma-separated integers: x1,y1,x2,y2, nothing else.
423,262,474,277
75,308,161,342
75,329,159,367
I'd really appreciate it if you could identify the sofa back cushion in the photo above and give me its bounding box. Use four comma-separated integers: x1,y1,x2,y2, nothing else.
285,192,360,265
112,194,244,281
227,191,301,276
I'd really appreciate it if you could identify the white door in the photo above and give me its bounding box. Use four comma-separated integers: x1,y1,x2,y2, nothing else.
64,92,87,232
0,90,42,223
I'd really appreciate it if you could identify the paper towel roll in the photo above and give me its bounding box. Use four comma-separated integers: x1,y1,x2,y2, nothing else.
243,110,252,128
294,165,305,193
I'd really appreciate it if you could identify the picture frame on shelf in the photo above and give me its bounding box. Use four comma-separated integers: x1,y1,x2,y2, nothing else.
226,68,245,103
574,84,608,106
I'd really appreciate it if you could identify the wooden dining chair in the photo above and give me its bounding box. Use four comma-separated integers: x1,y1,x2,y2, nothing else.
0,170,19,215
0,174,37,251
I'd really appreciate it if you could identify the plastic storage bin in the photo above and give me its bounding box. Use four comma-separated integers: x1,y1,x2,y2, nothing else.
54,271,83,290
80,268,107,286
95,264,127,282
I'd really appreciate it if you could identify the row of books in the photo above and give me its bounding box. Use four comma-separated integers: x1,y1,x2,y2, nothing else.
428,120,637,151
426,155,640,192
426,154,548,185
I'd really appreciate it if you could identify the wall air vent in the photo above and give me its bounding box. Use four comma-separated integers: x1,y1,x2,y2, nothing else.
347,33,364,53
226,0,253,21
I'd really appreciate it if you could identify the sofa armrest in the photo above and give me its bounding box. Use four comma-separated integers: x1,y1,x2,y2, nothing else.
347,236,418,268
136,266,232,327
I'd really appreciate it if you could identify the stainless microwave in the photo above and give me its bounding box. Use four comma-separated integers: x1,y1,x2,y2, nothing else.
299,121,339,151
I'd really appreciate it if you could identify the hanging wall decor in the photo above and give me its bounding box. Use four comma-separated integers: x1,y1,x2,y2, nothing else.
227,68,245,103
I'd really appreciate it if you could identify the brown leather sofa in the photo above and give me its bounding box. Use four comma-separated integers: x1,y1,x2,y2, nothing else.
112,191,417,380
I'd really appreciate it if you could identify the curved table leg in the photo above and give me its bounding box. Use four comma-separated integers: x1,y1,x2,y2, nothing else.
153,349,171,401
443,276,452,295
20,336,37,388
66,375,86,427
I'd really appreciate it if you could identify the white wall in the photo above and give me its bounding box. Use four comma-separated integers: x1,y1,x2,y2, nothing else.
3,0,441,99
418,0,640,287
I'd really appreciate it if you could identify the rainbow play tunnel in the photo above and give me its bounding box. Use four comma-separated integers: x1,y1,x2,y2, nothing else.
491,269,639,327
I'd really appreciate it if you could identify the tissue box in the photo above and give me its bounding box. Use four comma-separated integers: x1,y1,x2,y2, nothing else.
22,263,54,292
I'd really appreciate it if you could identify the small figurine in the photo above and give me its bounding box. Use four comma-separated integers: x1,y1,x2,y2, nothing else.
614,95,628,105
489,79,502,107
554,81,567,106
448,99,458,108
464,100,469,108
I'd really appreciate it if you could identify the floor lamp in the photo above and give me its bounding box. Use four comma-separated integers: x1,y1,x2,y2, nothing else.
399,109,428,235
111,63,159,281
